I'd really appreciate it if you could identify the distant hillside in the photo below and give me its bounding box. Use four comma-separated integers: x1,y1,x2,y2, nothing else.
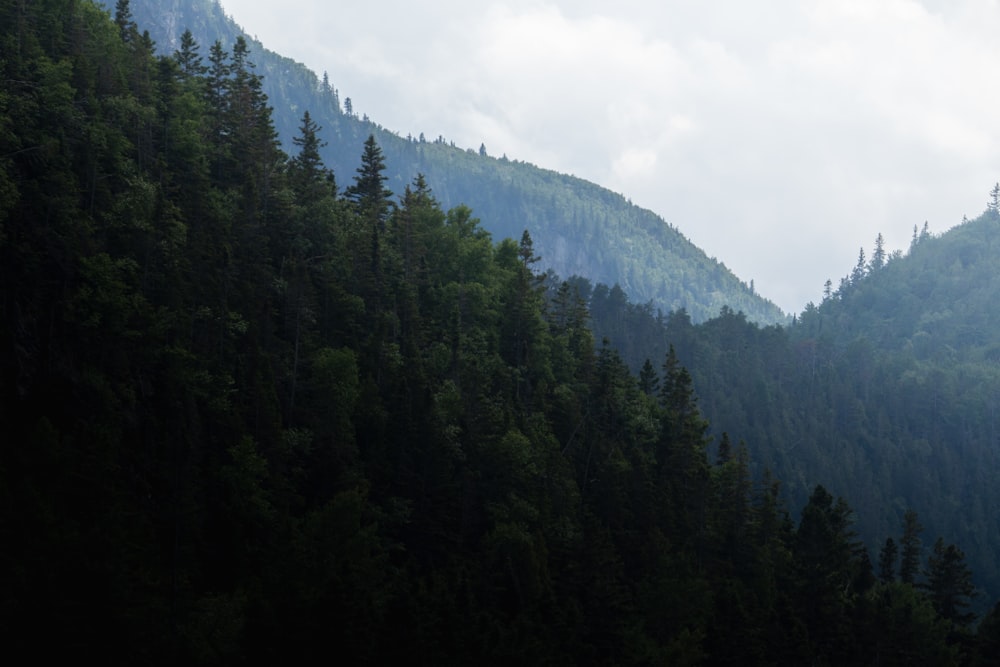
104,0,787,324
804,212,1000,359
7,5,998,658
583,209,1000,610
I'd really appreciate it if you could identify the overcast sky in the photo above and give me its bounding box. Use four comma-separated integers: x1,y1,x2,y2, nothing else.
220,0,1000,314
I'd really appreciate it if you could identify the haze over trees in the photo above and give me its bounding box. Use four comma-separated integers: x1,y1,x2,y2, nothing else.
584,212,1000,613
4,1,1000,664
103,0,788,326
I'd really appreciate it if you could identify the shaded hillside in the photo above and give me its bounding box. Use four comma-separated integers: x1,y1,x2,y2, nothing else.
584,211,1000,611
105,0,787,324
806,212,1000,358
4,5,997,662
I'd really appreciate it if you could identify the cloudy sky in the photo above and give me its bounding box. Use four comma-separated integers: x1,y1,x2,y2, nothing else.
221,0,1000,313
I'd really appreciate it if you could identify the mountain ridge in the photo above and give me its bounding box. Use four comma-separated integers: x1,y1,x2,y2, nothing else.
105,0,788,325
5,3,1000,659
581,207,1000,608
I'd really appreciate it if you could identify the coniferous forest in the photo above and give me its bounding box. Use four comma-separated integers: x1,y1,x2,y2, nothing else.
3,1,1000,664
102,0,789,327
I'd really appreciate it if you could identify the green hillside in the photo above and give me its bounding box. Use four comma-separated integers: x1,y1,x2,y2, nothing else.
584,209,1000,612
4,5,998,662
108,0,787,325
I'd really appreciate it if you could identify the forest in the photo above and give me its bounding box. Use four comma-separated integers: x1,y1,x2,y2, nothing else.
581,211,1000,615
97,0,789,326
2,1,1000,664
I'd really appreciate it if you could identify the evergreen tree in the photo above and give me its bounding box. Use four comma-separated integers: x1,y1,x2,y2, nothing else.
656,344,711,549
793,486,865,663
174,28,206,79
289,110,333,201
638,358,659,396
4,3,998,662
870,232,886,271
518,228,540,268
878,536,898,583
114,0,135,40
924,537,976,627
974,602,1000,666
900,509,923,585
345,134,393,228
850,247,867,284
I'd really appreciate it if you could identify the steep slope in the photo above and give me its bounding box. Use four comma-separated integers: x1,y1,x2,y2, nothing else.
584,210,1000,609
804,213,1000,358
6,5,996,659
104,0,786,324
787,211,1000,607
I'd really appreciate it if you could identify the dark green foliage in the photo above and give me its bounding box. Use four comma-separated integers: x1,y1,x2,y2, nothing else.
880,536,899,583
974,602,1000,666
582,210,1000,615
96,0,788,327
924,537,976,628
3,2,997,664
345,133,393,226
901,509,924,585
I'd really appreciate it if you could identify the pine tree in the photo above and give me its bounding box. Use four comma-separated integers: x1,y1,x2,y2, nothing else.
289,110,333,202
175,29,206,79
114,0,135,41
205,40,231,171
924,538,976,627
794,486,866,662
638,358,659,396
656,345,711,547
850,247,867,284
518,228,540,268
878,536,898,583
899,509,923,585
870,233,886,271
346,134,393,229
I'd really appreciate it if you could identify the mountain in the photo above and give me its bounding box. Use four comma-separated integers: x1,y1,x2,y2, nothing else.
4,2,998,661
583,209,1000,610
101,0,787,325
97,0,1000,613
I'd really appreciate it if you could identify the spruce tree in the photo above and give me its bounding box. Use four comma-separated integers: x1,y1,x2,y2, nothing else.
289,110,333,202
900,509,923,584
638,358,659,396
878,536,898,583
175,29,206,79
924,538,976,627
870,233,886,271
114,0,134,40
346,134,393,229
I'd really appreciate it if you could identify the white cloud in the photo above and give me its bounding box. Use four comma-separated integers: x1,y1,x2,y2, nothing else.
221,0,1000,313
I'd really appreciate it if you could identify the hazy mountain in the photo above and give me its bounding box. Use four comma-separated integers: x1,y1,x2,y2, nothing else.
103,0,787,325
584,208,1000,609
109,0,1000,605
6,3,999,659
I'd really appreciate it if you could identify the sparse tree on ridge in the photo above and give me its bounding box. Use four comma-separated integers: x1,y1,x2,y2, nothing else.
870,233,886,271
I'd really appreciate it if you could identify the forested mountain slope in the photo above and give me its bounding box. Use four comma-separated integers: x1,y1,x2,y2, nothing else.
4,2,1000,662
585,211,1000,612
99,0,787,325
